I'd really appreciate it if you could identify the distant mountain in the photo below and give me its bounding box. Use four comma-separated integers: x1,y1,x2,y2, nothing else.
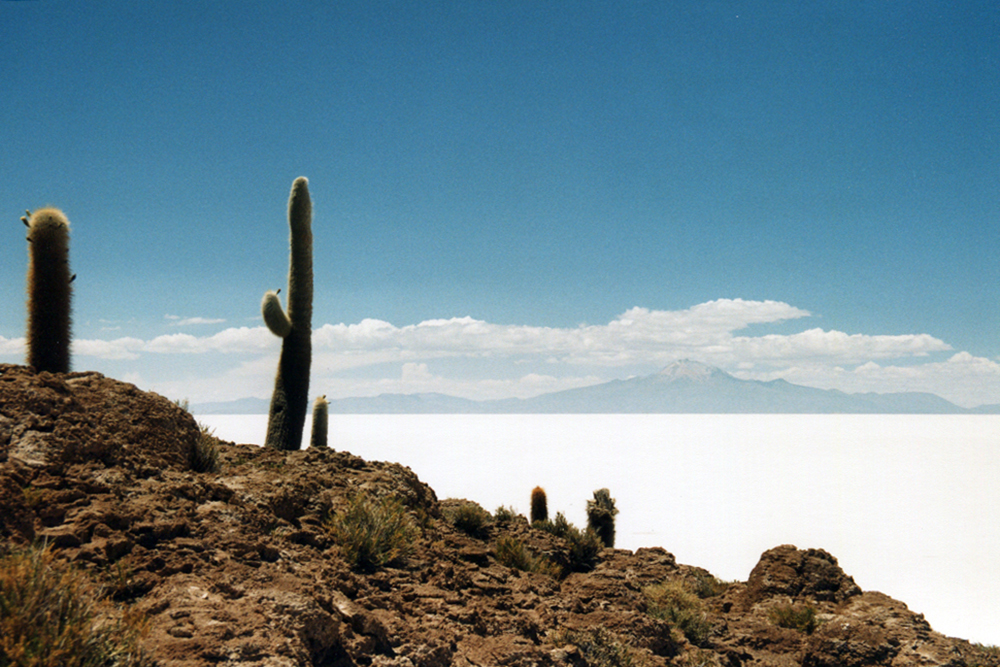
191,360,986,414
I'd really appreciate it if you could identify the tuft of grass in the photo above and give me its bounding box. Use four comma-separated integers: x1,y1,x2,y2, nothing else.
691,572,731,599
768,602,819,634
644,581,712,647
189,424,220,473
0,544,153,667
444,501,492,540
325,493,419,572
493,536,561,577
551,627,647,667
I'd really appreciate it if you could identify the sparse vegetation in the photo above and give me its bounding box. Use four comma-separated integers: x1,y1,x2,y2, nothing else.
493,536,561,577
768,602,819,634
189,424,220,473
691,572,731,599
534,511,603,572
493,505,522,525
325,493,419,572
644,580,712,647
551,627,647,667
444,501,492,539
0,544,153,667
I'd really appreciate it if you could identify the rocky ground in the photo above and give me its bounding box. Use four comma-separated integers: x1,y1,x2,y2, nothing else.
1,363,997,667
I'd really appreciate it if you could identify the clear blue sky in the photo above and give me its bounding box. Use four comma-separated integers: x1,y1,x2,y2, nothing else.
2,1,998,406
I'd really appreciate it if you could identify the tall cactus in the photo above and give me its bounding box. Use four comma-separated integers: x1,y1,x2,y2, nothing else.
530,486,548,524
310,395,329,449
586,488,618,548
24,208,73,373
262,177,313,450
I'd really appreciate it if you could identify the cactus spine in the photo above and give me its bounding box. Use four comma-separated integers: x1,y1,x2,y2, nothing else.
530,486,548,524
24,208,73,373
310,395,329,449
263,177,313,451
586,488,618,548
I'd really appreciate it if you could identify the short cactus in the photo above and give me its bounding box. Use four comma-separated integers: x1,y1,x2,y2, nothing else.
530,486,548,524
262,177,313,451
310,395,329,449
23,208,73,373
586,488,618,548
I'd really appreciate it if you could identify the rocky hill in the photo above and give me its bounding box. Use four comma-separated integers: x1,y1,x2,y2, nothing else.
1,363,997,667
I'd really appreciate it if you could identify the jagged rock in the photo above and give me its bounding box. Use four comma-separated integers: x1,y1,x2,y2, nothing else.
1,364,997,667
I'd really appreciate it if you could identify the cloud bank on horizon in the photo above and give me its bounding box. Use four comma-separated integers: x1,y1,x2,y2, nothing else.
3,298,997,408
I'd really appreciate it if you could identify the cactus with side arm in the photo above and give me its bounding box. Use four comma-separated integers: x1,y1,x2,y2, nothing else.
262,177,313,450
23,208,73,373
586,488,618,548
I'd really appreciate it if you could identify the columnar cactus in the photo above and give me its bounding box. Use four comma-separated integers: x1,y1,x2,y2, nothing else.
262,177,313,451
586,488,618,548
24,208,73,373
530,486,548,524
310,395,329,449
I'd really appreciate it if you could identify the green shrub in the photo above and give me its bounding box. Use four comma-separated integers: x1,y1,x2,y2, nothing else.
494,536,561,577
768,602,819,634
325,493,419,572
535,513,603,573
691,572,731,599
551,627,646,667
493,505,521,524
445,501,492,539
644,581,712,647
0,545,153,666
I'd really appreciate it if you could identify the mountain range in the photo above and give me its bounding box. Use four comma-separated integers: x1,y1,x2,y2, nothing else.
192,360,1000,414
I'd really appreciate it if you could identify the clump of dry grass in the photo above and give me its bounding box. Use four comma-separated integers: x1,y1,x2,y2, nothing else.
0,544,152,667
325,493,420,572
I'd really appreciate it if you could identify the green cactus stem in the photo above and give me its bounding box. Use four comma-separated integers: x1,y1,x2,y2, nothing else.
310,395,329,449
530,486,548,524
24,208,73,373
586,488,618,548
262,177,313,451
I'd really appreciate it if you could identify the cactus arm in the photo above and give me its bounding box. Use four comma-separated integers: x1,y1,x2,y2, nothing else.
262,290,292,338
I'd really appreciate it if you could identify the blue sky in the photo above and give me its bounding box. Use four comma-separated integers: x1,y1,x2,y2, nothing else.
1,1,999,406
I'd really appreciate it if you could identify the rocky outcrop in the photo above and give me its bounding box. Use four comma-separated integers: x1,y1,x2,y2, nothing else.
1,364,997,667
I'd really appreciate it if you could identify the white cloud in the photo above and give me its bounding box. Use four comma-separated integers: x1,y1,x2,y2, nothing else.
165,315,228,326
2,299,988,405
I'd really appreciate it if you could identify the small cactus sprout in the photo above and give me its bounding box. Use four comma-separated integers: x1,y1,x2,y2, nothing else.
530,486,548,524
263,177,314,451
310,395,329,449
586,488,618,548
24,208,73,373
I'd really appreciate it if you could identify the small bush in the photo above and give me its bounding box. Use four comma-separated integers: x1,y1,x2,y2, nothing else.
535,513,603,573
551,627,646,667
494,536,561,577
0,544,153,667
644,581,712,647
445,501,492,539
691,572,731,599
326,493,419,572
493,505,521,525
768,602,819,634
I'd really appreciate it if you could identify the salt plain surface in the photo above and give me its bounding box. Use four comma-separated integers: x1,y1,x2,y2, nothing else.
196,413,1000,646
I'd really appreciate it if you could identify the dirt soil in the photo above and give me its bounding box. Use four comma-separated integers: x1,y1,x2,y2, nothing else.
1,363,997,667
